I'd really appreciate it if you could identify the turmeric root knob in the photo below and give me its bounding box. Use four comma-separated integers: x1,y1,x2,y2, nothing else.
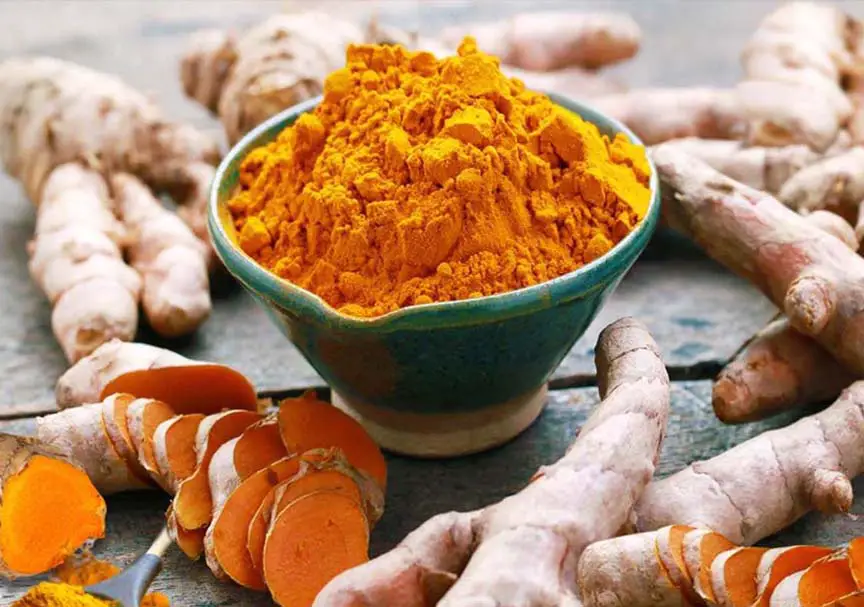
0,435,105,578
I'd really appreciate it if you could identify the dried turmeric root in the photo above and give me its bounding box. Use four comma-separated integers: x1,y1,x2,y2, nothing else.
578,525,855,607
592,88,745,145
55,339,258,413
436,11,640,71
0,434,106,578
654,143,864,376
314,317,670,606
26,164,141,363
738,2,857,151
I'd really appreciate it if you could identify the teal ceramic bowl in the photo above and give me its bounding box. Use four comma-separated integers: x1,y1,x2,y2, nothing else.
209,93,661,457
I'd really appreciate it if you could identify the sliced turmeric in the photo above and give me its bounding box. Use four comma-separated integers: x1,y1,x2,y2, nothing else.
152,413,205,492
126,398,176,489
277,393,387,490
264,491,370,607
0,435,105,578
101,392,153,486
710,546,768,607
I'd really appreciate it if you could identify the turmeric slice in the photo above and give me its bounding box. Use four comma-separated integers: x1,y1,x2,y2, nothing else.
231,417,287,480
101,392,153,486
849,538,864,589
277,394,387,490
710,546,768,607
152,414,205,492
171,409,261,532
263,491,369,607
126,399,177,489
754,546,834,606
770,553,858,607
829,592,864,606
55,339,258,413
682,529,736,604
205,454,327,589
0,435,105,578
166,504,206,561
247,458,379,576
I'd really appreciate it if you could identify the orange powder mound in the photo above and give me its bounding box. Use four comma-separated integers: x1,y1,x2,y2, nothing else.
227,38,650,318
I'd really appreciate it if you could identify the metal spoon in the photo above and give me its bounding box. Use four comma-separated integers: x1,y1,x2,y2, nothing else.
85,526,172,607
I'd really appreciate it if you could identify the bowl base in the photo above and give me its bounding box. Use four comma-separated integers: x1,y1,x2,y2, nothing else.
331,384,548,458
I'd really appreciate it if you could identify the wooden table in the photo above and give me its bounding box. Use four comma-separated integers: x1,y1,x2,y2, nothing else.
2,1,862,604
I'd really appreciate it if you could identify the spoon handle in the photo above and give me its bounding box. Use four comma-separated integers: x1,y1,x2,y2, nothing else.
146,526,173,559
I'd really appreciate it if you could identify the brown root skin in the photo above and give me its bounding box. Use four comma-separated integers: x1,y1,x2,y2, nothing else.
592,88,745,146
55,339,259,413
29,164,141,363
437,11,640,71
653,144,864,376
315,317,670,607
0,434,106,579
655,138,819,194
739,2,856,151
180,28,236,115
111,173,211,337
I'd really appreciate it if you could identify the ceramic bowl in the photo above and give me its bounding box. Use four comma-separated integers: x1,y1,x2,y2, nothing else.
208,93,661,457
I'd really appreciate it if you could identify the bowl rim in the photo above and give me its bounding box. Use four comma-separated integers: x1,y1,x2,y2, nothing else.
208,93,661,332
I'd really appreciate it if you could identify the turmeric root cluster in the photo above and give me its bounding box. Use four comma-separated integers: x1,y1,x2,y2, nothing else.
1,342,388,607
0,57,220,363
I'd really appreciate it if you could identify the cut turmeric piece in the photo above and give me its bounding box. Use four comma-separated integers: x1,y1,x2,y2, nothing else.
103,364,258,414
682,529,735,604
770,553,858,607
277,393,387,489
263,490,369,607
829,592,864,606
205,454,324,589
754,545,835,606
166,504,205,561
101,393,153,486
247,461,370,576
172,409,261,531
126,399,177,489
232,416,287,480
152,414,205,492
710,546,768,607
0,435,105,578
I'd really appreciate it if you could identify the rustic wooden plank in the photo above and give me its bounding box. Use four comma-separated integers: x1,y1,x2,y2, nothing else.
0,381,858,604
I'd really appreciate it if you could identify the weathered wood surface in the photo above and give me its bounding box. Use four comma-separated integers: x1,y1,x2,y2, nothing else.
2,382,860,605
3,1,864,605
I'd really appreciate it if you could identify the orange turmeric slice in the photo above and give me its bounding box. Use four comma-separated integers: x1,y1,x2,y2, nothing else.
101,393,152,486
232,416,287,481
152,414,205,492
126,399,176,488
710,546,768,607
754,545,836,606
172,410,261,532
262,490,369,607
102,363,258,414
277,393,387,489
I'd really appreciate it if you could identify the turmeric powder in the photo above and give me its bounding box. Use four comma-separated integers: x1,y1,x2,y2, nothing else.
41,554,170,607
12,583,115,607
228,38,651,317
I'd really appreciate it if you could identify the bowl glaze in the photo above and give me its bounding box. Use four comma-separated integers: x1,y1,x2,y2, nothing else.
209,93,661,457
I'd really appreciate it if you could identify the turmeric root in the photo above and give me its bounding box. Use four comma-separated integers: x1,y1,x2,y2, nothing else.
712,210,858,424
314,317,670,606
502,66,626,99
657,138,819,194
27,164,141,363
654,143,864,375
181,13,365,144
265,491,370,607
101,393,153,486
739,2,856,151
36,402,149,494
126,399,177,489
111,173,211,337
437,11,640,71
592,88,745,145
277,393,387,490
0,434,106,578
55,339,258,413
713,317,857,423
578,526,843,607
